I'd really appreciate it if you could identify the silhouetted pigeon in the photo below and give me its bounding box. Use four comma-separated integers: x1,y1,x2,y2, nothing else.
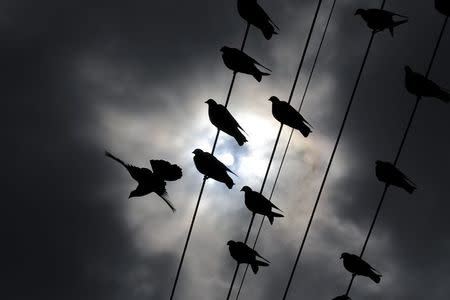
375,161,416,194
237,0,279,40
404,66,450,103
355,8,408,36
192,149,236,189
332,296,351,300
205,99,247,146
105,151,180,212
435,0,450,16
227,240,270,274
240,186,283,225
340,253,381,283
268,96,312,137
220,46,271,82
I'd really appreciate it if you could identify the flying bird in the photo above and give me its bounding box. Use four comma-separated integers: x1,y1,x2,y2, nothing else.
268,96,312,137
205,99,247,146
105,151,182,212
227,240,270,274
192,149,236,189
237,0,279,40
375,160,416,194
240,186,283,225
355,8,408,36
404,66,450,103
435,0,450,16
340,252,381,283
220,46,271,82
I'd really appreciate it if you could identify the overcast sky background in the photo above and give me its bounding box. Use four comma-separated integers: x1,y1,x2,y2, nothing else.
3,0,450,300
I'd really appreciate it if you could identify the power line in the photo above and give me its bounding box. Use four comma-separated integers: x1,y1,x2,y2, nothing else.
169,22,250,300
234,1,338,299
225,1,324,299
281,1,388,299
343,14,448,298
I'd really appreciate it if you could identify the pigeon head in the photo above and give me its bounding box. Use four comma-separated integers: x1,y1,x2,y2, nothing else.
340,252,350,259
404,65,412,73
227,240,235,246
268,96,279,103
192,149,203,155
240,186,252,192
205,99,217,105
354,8,365,16
375,160,382,165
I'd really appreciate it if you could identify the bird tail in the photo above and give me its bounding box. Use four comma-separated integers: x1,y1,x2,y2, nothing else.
297,122,312,138
437,89,450,103
393,19,408,28
250,260,269,274
261,23,277,40
253,71,270,82
402,182,416,194
235,131,248,146
158,192,176,213
225,176,235,189
369,271,381,284
105,151,126,167
268,211,284,225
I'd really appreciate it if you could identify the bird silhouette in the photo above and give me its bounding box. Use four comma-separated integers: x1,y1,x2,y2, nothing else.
435,0,450,16
340,252,381,283
268,96,312,137
192,149,236,189
375,161,416,194
332,296,351,300
355,8,408,36
205,99,248,146
220,46,271,82
404,66,450,103
227,240,270,274
105,151,181,212
240,186,283,225
237,0,279,40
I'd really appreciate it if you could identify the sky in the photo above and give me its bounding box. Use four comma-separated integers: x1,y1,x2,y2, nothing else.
3,0,450,300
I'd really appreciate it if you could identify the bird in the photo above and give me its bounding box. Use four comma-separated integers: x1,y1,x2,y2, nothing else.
227,240,270,274
268,96,312,137
220,46,271,82
192,149,236,189
237,0,279,40
332,296,351,300
340,252,381,283
404,66,450,103
355,8,408,36
375,161,416,194
105,151,182,212
240,186,283,225
205,99,247,146
435,0,450,16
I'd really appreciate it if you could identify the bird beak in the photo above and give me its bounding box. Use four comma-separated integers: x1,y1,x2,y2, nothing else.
192,151,195,154
240,187,244,191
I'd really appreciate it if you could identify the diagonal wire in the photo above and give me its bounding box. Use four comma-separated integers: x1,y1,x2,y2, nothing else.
234,1,338,299
225,1,324,299
281,1,389,299
169,22,251,300
343,14,448,297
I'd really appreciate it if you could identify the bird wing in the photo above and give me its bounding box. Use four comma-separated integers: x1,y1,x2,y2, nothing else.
207,153,237,176
253,250,270,263
150,159,183,181
278,101,308,125
216,105,247,134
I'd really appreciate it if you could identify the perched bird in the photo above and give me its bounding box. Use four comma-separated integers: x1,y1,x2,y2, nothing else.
332,296,351,300
237,0,279,40
340,252,381,283
355,8,408,36
268,96,312,137
375,161,416,194
240,186,283,225
435,0,450,16
220,46,271,82
404,66,450,103
205,99,248,146
105,151,182,212
192,149,236,189
227,240,270,274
